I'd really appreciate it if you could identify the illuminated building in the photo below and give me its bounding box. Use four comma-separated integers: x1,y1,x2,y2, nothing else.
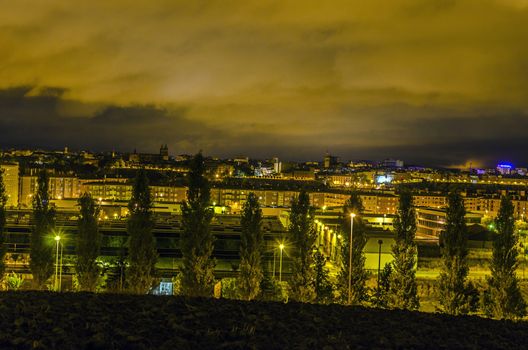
416,207,482,237
291,169,316,180
19,174,81,207
323,152,338,168
497,163,513,175
160,144,169,161
1,211,289,278
375,173,394,184
413,195,447,209
128,147,169,164
273,157,281,174
0,163,19,207
380,159,404,168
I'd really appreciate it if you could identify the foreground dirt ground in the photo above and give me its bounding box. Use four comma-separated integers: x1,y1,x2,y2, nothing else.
1,292,528,349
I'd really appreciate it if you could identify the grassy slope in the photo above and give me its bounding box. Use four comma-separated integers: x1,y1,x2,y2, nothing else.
1,292,527,349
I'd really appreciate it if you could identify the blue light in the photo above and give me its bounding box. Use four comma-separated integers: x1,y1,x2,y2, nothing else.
375,174,393,184
497,163,513,169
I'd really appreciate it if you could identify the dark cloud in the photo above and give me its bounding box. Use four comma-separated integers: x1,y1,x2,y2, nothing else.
1,85,527,167
0,86,221,154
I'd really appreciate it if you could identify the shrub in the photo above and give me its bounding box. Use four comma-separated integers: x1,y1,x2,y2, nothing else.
6,272,24,291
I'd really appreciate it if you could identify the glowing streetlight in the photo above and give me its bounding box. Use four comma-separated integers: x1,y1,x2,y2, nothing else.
348,213,356,304
279,243,285,282
54,234,61,292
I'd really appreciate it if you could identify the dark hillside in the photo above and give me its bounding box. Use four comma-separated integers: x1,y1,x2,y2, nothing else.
0,292,526,349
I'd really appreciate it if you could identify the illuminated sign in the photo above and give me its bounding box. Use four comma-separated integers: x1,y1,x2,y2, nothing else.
375,174,393,184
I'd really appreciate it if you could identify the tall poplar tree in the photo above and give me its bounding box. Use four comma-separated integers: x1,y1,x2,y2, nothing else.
313,250,334,304
0,169,7,281
389,190,419,310
127,169,158,294
373,263,392,308
238,192,263,300
336,192,369,305
30,170,56,289
181,152,215,297
288,191,317,302
483,195,526,319
437,191,471,315
76,193,101,292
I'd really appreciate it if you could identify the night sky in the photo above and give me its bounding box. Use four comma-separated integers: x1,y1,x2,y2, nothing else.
1,1,528,167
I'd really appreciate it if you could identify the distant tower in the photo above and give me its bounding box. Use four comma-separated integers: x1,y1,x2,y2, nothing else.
323,151,337,168
273,157,282,173
324,151,331,168
160,144,169,161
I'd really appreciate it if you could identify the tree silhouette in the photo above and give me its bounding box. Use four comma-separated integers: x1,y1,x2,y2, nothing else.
238,192,264,300
127,169,157,294
180,153,215,297
30,170,56,289
76,193,101,292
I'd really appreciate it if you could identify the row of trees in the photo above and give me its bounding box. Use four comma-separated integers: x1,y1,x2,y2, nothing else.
436,192,526,319
219,187,419,307
23,169,158,292
334,190,526,320
285,190,420,307
2,155,526,320
0,170,7,281
336,190,526,320
8,154,211,293
233,186,524,320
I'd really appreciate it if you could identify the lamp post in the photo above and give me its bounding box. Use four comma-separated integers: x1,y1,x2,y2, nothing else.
523,248,526,280
348,213,356,305
273,248,276,278
521,244,526,280
54,234,61,291
279,243,284,282
314,220,320,246
59,241,63,292
331,230,336,260
377,240,383,290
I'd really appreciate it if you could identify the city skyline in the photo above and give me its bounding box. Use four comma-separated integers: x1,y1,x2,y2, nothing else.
3,2,528,344
2,1,528,167
0,143,523,170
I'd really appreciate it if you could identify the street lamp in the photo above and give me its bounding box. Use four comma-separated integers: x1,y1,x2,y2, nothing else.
314,220,321,245
331,230,336,260
279,243,285,282
377,240,383,291
273,246,276,278
54,234,61,292
348,213,356,304
59,240,63,291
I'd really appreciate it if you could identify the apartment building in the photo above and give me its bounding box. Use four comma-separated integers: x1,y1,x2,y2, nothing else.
416,207,483,237
19,175,81,207
0,163,19,207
